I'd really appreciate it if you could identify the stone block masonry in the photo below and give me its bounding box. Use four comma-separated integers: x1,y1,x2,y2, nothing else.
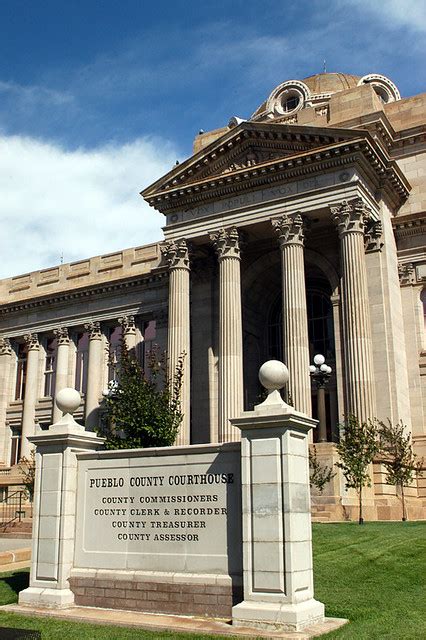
69,571,242,618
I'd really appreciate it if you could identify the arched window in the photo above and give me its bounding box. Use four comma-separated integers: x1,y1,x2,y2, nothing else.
306,290,335,360
267,288,335,361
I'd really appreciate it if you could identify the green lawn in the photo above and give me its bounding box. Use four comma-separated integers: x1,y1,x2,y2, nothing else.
0,522,424,639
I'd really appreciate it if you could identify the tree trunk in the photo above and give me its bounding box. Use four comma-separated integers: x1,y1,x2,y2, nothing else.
401,482,407,521
358,485,364,524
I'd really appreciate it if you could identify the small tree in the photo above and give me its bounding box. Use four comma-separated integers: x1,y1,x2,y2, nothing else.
309,446,336,494
98,341,184,450
376,418,423,521
335,415,379,524
19,449,36,502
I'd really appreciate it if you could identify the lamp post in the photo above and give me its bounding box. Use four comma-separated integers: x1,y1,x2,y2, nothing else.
309,354,332,443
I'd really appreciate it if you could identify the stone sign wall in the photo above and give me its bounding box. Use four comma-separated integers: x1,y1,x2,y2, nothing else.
74,443,242,577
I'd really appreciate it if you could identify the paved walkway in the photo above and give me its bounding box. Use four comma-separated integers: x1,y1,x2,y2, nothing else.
3,605,348,639
0,539,31,552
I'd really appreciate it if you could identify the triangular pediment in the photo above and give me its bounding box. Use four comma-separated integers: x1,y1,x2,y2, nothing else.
142,122,366,196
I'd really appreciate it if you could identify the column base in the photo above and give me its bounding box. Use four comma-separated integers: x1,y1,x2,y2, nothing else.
19,587,75,609
232,598,325,632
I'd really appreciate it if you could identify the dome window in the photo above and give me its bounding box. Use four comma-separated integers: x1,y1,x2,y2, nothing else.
358,74,401,103
265,80,310,117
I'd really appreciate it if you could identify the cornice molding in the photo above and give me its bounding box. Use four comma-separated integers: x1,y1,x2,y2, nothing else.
393,213,426,240
144,138,409,215
0,271,168,317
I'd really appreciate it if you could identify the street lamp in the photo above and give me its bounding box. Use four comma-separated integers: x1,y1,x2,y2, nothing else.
309,354,332,443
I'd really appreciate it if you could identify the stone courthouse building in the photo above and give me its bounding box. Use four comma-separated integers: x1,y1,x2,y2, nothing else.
0,72,425,520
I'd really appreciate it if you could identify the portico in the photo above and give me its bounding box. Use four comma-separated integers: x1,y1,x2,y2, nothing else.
142,121,408,447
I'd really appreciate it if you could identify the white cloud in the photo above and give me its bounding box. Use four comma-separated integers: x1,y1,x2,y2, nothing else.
0,134,179,279
343,0,426,33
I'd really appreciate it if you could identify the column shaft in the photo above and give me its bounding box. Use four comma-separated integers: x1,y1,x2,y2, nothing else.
273,213,311,416
210,227,244,441
53,328,70,423
162,240,190,445
21,334,40,460
0,338,13,465
85,322,103,429
331,199,376,422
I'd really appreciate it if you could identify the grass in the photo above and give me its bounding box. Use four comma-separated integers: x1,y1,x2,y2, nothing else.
0,522,424,639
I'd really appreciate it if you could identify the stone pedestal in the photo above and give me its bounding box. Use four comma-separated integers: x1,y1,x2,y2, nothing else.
19,388,103,608
231,361,324,632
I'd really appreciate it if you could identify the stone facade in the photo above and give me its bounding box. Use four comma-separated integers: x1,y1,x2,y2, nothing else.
0,72,425,520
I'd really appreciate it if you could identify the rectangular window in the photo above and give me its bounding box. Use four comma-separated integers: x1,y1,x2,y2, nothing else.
10,429,21,466
75,332,89,394
15,344,27,401
44,337,58,397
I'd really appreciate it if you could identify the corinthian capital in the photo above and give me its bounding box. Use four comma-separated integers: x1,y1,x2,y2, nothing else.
84,321,102,340
53,327,70,345
0,337,12,356
209,227,241,260
161,239,190,270
118,315,136,335
272,212,305,247
24,333,40,351
330,198,371,236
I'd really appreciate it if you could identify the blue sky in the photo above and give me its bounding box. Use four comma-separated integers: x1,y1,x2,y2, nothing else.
0,0,425,278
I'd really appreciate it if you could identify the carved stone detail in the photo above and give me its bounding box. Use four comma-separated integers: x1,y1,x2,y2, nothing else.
118,315,136,336
272,212,305,247
53,327,70,345
84,321,102,340
0,337,12,356
161,239,190,270
210,227,241,260
364,219,384,252
398,262,416,286
330,198,371,236
23,333,40,351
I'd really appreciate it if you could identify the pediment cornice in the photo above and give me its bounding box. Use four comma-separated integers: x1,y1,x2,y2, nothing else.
142,129,410,214
142,122,365,198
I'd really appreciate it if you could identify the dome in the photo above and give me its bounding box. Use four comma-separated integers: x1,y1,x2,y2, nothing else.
302,72,361,95
251,72,399,120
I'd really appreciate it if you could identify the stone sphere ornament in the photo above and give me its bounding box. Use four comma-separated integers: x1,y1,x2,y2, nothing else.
56,388,81,416
258,360,289,390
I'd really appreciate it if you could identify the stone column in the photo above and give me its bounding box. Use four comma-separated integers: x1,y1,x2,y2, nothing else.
21,333,40,460
210,227,244,442
330,198,376,422
0,338,13,465
53,328,70,423
84,322,103,429
161,239,191,445
118,315,137,353
231,361,324,632
272,213,311,416
19,389,103,608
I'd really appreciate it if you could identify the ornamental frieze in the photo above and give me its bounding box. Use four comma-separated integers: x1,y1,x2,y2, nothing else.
0,337,12,356
364,219,384,253
23,333,40,351
118,315,136,336
209,227,241,260
161,239,190,270
84,321,102,340
330,198,372,237
272,212,305,247
53,327,70,345
398,262,418,286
